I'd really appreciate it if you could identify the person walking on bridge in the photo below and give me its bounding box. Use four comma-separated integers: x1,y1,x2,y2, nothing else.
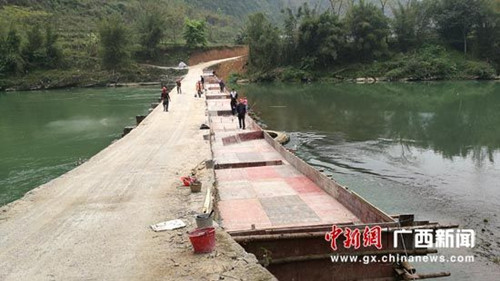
161,86,171,112
195,80,202,98
161,85,167,101
236,99,247,130
230,90,238,115
219,79,225,93
176,79,182,94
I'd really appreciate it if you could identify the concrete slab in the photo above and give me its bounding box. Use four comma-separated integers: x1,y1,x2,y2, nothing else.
218,199,272,230
215,169,248,181
299,193,359,223
259,195,321,225
236,152,265,162
246,166,281,180
217,180,257,201
274,165,304,178
285,176,323,194
252,180,297,198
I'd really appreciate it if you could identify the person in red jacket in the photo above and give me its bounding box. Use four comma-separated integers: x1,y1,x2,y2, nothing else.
195,81,202,98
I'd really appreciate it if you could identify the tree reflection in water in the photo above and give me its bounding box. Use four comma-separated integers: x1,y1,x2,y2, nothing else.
243,81,500,166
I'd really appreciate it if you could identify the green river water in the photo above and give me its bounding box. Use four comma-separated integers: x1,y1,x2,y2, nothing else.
0,83,498,280
0,87,158,206
244,81,500,280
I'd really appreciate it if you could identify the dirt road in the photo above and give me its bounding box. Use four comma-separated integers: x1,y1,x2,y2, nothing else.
0,58,274,281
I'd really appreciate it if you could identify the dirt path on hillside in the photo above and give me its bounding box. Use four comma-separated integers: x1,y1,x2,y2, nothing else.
0,58,275,281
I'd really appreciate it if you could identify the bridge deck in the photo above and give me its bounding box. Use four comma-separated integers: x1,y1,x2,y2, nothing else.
205,83,360,232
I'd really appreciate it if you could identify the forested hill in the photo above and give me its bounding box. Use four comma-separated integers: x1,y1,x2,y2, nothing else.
0,0,404,38
0,0,339,51
185,0,283,21
0,0,284,42
185,0,331,21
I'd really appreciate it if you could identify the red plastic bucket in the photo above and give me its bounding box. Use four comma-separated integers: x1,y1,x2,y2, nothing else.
188,227,216,253
181,177,191,186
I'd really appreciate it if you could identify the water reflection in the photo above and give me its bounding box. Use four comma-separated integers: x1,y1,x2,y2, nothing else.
244,81,500,164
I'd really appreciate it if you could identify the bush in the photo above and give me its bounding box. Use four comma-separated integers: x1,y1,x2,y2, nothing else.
384,46,458,80
385,67,407,80
464,61,496,79
280,67,310,81
227,72,241,85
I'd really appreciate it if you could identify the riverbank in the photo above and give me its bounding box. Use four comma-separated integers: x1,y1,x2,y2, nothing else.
0,64,186,91
0,46,248,92
0,58,275,280
239,46,499,83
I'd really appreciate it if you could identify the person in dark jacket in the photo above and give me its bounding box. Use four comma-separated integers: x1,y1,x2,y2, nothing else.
219,79,225,93
176,79,182,94
230,90,238,115
236,99,247,129
161,87,171,112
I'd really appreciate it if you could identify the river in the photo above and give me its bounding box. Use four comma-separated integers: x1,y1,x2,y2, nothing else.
0,87,158,206
243,81,500,280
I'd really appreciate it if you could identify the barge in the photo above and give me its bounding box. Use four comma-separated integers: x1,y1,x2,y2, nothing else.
203,72,453,281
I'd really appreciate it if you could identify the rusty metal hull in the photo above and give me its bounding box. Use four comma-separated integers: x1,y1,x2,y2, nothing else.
229,222,454,281
231,224,395,281
268,260,395,281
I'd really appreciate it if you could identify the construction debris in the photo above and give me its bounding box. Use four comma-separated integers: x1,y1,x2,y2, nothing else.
150,219,186,232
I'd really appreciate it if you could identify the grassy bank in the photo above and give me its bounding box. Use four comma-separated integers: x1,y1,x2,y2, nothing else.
245,46,498,83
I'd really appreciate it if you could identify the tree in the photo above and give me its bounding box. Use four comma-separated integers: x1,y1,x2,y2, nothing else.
165,3,186,43
345,0,390,61
378,0,393,14
135,0,166,57
23,25,44,68
44,26,62,68
183,19,207,48
392,0,434,52
281,8,300,65
472,0,500,70
245,13,280,71
328,0,347,16
297,12,345,68
99,15,130,70
434,0,482,56
0,28,25,74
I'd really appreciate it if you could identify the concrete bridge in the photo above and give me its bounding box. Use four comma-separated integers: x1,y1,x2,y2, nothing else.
0,58,275,281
